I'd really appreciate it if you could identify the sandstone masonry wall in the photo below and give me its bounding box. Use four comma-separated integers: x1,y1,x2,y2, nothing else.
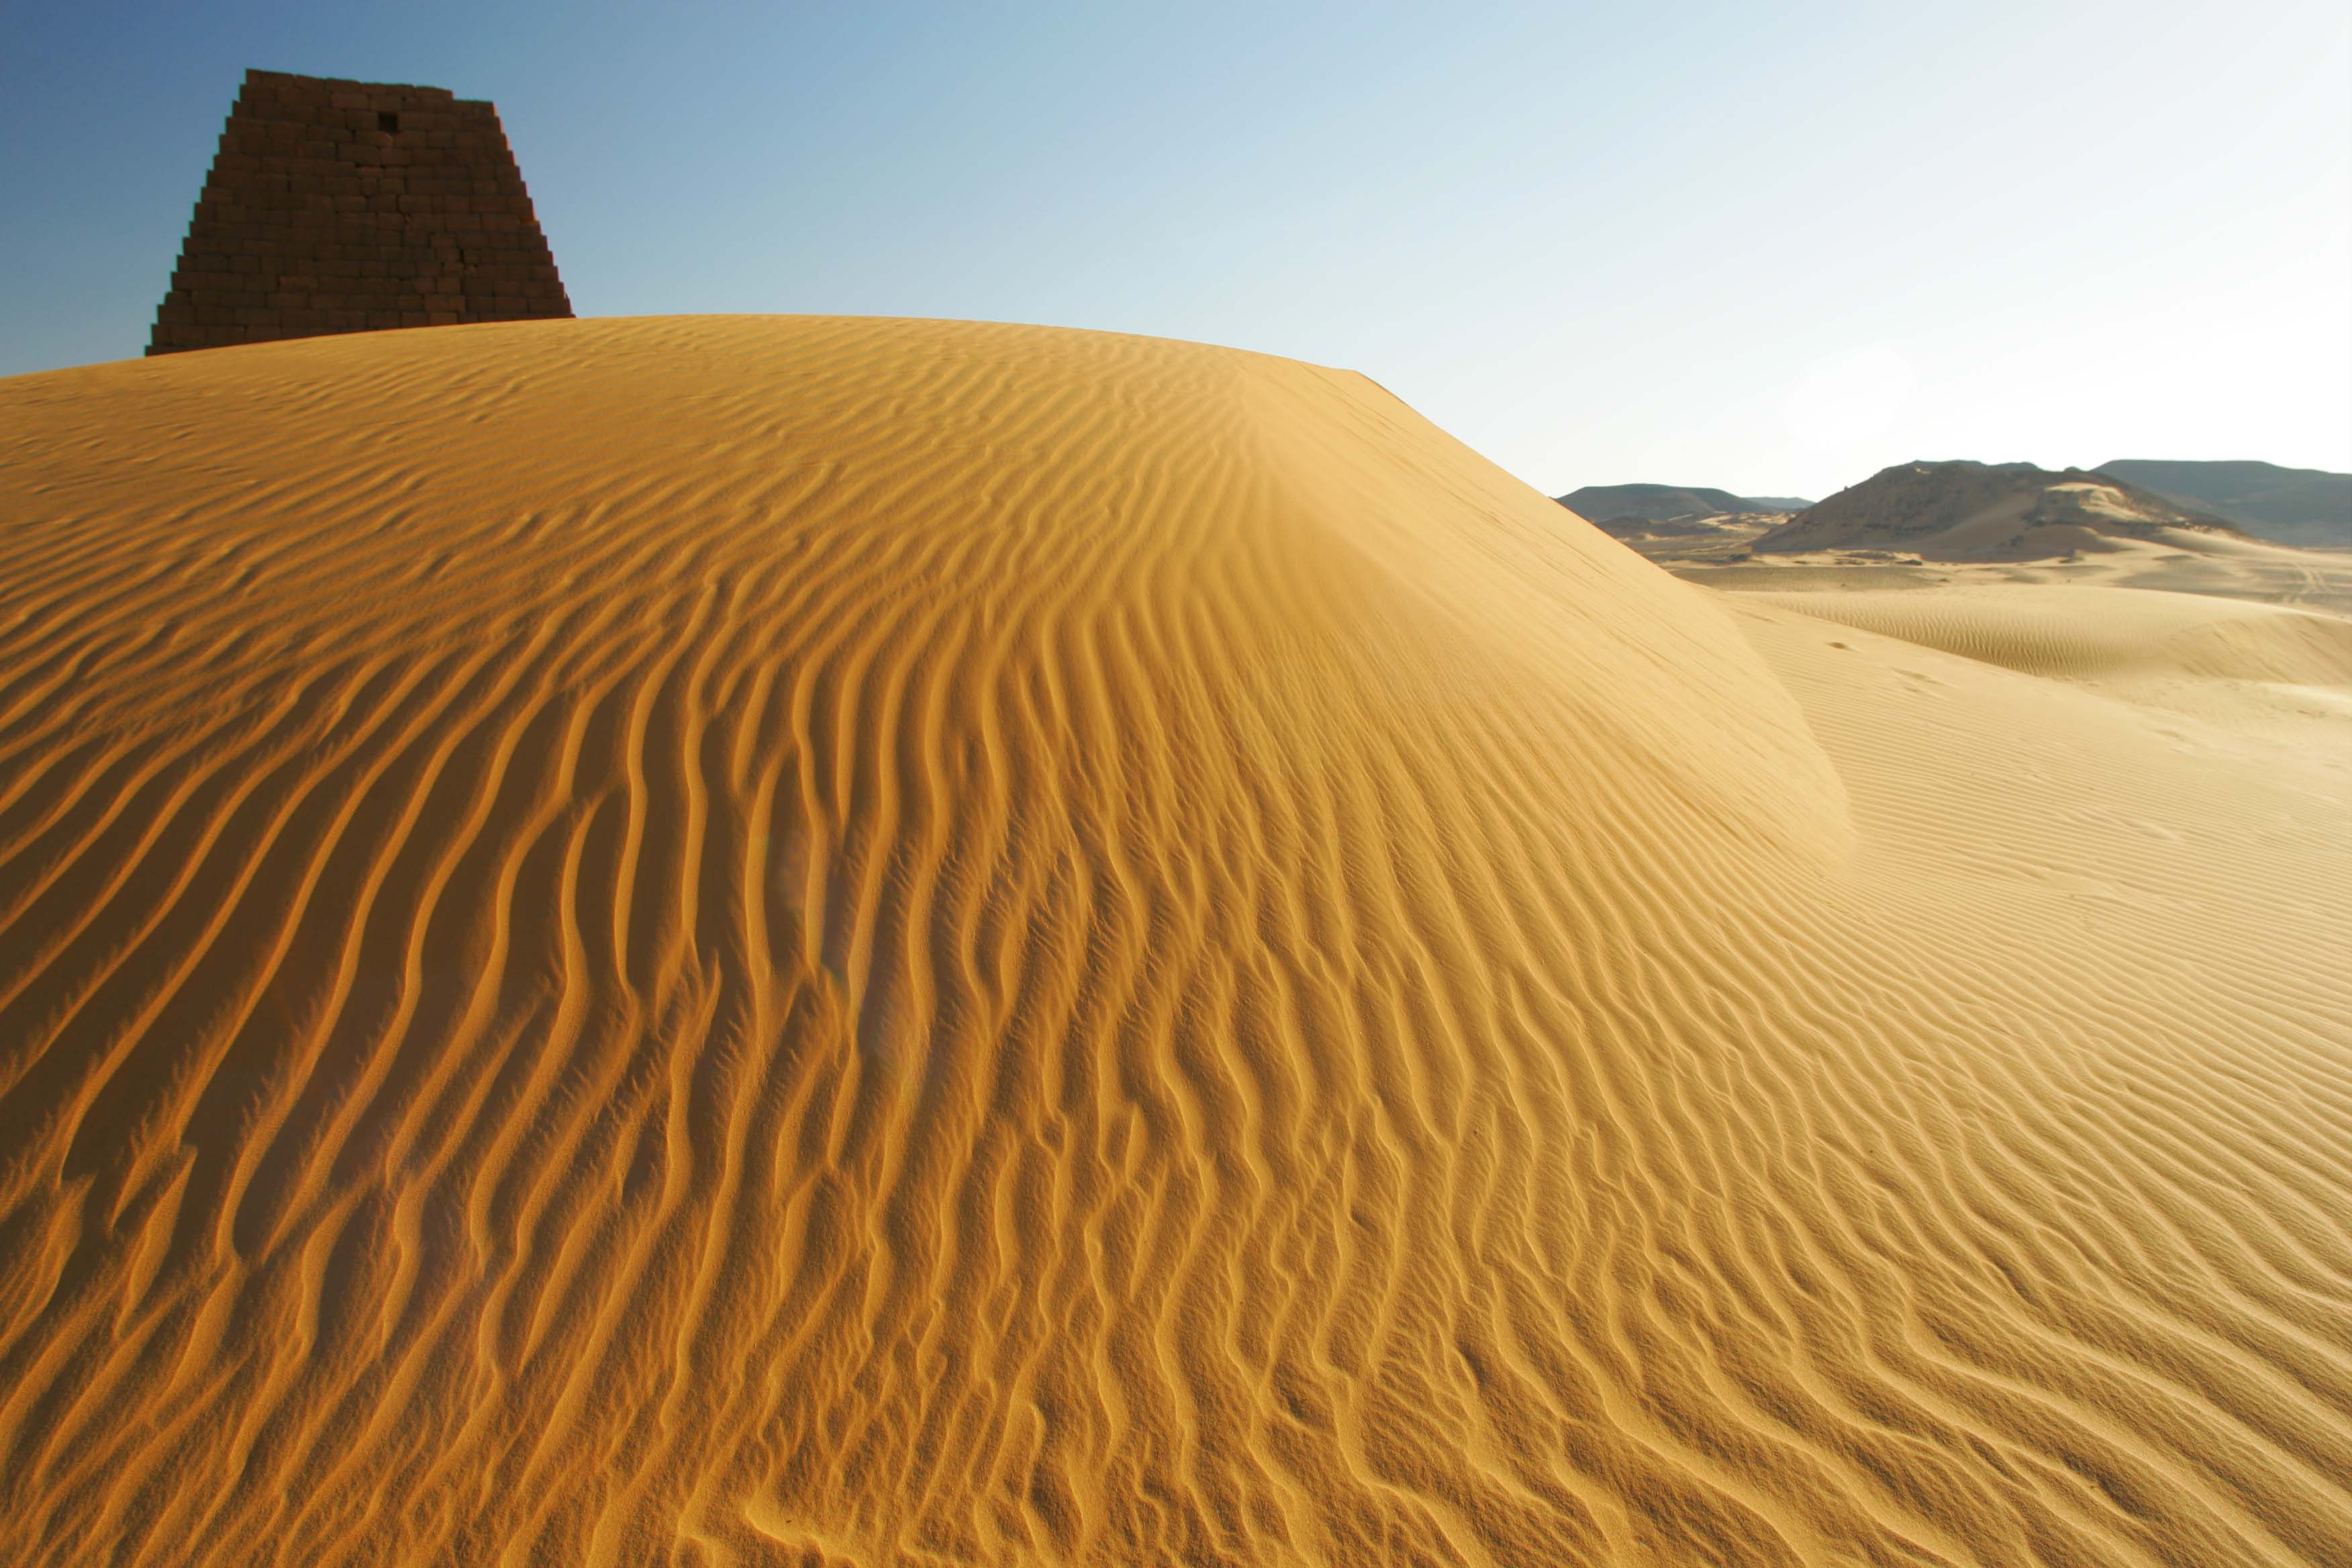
150,69,572,354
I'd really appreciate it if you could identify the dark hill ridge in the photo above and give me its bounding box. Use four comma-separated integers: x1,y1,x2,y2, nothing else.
2097,460,2349,548
1755,460,2231,561
1556,484,1806,523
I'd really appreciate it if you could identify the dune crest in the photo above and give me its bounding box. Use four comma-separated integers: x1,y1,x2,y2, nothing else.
2,317,2347,1566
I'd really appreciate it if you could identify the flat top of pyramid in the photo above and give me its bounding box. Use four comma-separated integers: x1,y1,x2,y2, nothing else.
237,67,489,113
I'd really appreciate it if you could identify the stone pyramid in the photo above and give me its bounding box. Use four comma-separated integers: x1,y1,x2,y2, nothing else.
150,69,572,354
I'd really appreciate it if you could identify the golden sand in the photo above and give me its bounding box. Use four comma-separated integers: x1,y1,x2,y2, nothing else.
1,317,2346,1565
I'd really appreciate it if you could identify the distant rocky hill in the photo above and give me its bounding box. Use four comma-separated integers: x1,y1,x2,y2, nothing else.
2097,460,2349,549
1754,461,2228,561
1556,484,1806,524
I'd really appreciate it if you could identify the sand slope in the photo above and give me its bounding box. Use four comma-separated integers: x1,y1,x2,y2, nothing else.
1741,583,2352,685
2,317,2348,1566
1741,583,2352,746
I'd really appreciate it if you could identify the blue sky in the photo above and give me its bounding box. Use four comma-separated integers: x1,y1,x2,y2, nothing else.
3,1,2346,498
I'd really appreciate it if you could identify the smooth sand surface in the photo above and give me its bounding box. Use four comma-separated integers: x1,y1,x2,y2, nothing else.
3,317,2347,1565
1738,583,2352,683
1736,583,2352,744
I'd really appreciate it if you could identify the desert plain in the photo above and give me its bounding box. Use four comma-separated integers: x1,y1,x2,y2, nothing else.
0,315,2347,1565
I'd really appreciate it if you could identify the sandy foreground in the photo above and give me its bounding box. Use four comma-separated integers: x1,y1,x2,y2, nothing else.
1,317,2347,1567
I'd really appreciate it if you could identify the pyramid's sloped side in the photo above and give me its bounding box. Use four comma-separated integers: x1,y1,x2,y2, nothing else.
148,68,572,355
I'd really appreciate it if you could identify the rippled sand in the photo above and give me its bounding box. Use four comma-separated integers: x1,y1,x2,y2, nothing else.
2,317,2347,1565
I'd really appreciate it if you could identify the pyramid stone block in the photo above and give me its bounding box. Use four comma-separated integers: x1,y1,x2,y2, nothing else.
148,69,573,355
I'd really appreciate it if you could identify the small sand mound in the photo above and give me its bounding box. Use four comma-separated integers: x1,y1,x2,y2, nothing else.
1749,583,2352,685
2,317,2347,1566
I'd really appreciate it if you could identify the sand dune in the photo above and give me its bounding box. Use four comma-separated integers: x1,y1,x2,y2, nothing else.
1741,583,2352,686
1741,583,2352,745
2,317,2348,1565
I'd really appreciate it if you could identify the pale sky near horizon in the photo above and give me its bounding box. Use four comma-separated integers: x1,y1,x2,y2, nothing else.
4,1,2346,500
